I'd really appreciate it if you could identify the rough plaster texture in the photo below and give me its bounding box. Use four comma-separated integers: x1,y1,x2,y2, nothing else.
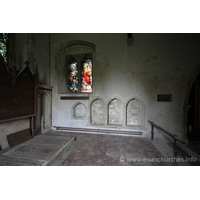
34,34,50,85
14,34,27,70
50,33,200,139
9,33,50,85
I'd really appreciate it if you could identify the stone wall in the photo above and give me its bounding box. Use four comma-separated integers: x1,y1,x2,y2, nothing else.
36,84,53,134
10,33,50,85
50,33,200,138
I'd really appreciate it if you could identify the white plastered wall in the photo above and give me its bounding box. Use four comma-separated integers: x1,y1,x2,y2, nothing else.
49,33,200,139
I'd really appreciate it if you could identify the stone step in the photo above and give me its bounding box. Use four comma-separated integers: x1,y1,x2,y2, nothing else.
57,126,143,136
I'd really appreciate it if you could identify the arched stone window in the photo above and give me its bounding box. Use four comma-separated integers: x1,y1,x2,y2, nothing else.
108,98,123,125
67,54,93,93
54,40,95,94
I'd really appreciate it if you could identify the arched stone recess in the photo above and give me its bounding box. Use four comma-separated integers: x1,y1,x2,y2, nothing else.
107,97,124,126
54,40,96,94
90,97,106,125
125,96,146,128
127,99,141,125
183,61,200,139
71,101,87,119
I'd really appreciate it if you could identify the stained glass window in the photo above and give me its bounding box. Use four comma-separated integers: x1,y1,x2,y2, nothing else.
68,61,78,92
0,33,8,63
81,59,92,93
67,54,93,93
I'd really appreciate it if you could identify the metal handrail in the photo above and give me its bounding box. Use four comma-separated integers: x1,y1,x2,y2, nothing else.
148,120,185,160
148,120,185,144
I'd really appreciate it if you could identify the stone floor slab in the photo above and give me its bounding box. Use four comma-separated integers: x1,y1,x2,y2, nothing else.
57,132,169,166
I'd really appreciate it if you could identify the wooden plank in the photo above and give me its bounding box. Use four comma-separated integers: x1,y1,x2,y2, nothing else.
0,114,36,124
7,129,32,147
0,54,37,121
